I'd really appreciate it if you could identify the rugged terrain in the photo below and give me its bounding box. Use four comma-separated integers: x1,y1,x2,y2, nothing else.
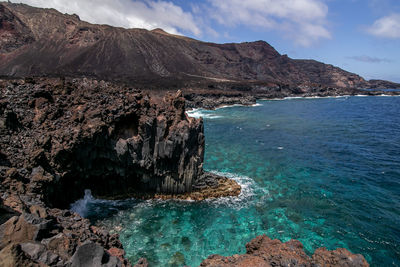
0,2,377,266
0,77,370,266
201,235,369,267
1,2,399,92
0,77,240,266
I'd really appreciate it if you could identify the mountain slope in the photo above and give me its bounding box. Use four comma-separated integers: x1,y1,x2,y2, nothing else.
0,2,398,89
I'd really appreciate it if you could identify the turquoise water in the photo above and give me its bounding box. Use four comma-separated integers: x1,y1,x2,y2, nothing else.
73,96,400,266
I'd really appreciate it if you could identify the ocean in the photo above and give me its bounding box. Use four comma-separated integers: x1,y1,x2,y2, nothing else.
72,95,400,266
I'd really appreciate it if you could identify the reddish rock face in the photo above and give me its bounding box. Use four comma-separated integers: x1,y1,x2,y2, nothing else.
0,4,35,54
1,2,397,90
200,235,369,267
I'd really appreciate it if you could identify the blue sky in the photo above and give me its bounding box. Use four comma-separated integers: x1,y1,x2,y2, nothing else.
14,0,400,82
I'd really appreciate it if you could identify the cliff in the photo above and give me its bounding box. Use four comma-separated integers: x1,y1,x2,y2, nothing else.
1,2,398,90
0,77,239,208
0,77,369,266
0,77,240,265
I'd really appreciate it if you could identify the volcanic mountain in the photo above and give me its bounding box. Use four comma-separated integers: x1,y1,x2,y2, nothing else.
0,2,398,89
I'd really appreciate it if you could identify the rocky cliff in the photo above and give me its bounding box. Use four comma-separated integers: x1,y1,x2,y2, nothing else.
0,77,238,208
0,77,369,266
1,2,398,90
0,77,241,266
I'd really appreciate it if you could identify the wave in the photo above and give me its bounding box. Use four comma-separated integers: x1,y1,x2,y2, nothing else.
186,109,222,119
263,94,400,101
378,94,400,97
71,171,265,217
205,171,269,209
70,189,100,217
215,103,263,110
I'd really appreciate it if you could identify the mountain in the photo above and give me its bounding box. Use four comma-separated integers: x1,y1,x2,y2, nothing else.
0,2,399,89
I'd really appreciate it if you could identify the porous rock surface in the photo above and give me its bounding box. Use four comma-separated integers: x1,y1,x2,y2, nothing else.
200,235,369,267
0,77,238,266
0,77,236,208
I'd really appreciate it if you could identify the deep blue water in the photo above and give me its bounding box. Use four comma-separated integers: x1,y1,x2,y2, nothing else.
73,96,400,266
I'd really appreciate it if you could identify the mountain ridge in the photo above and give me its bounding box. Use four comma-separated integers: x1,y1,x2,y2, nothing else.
0,2,399,90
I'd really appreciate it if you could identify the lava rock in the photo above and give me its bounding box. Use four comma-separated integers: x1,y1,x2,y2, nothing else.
200,235,369,267
69,241,121,267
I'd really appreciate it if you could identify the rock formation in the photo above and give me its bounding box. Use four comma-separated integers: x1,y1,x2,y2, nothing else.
0,77,238,209
0,2,399,90
0,77,240,266
0,3,375,266
201,235,369,267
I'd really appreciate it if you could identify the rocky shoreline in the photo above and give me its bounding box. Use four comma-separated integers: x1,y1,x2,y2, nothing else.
0,77,241,266
0,77,370,266
200,235,369,267
183,85,400,110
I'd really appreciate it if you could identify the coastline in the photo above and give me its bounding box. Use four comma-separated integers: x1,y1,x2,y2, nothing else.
186,92,400,113
0,77,382,267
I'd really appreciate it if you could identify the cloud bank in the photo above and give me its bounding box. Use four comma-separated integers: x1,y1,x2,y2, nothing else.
14,0,331,46
368,13,400,39
206,0,331,46
15,0,201,36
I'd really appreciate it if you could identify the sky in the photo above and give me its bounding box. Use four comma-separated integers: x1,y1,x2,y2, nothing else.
10,0,400,82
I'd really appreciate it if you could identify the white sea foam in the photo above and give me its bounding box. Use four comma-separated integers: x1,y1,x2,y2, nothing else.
70,189,127,217
70,171,266,216
186,109,222,119
215,103,262,110
378,94,399,97
70,189,96,217
205,171,269,209
265,94,400,101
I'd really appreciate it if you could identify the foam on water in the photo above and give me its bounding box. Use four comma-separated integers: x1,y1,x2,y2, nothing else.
265,95,356,101
206,171,269,209
83,96,400,266
215,103,263,110
186,108,222,119
70,189,95,217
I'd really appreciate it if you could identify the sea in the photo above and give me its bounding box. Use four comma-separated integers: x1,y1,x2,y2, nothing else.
72,95,400,266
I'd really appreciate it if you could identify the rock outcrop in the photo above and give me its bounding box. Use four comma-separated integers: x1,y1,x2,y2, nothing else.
0,77,238,209
0,77,240,266
1,2,399,90
200,235,369,267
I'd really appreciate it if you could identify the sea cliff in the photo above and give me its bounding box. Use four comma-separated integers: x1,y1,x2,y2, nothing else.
0,77,239,266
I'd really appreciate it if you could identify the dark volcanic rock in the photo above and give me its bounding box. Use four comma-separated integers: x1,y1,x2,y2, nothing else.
0,77,236,209
184,91,256,110
0,77,240,266
69,241,120,267
0,2,398,90
200,235,369,267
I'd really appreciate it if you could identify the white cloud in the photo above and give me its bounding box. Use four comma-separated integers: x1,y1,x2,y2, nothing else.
15,0,201,36
206,0,331,46
12,0,332,46
368,13,400,39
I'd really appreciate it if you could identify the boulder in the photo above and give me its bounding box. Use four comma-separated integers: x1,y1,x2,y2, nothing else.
69,241,121,267
200,235,369,267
